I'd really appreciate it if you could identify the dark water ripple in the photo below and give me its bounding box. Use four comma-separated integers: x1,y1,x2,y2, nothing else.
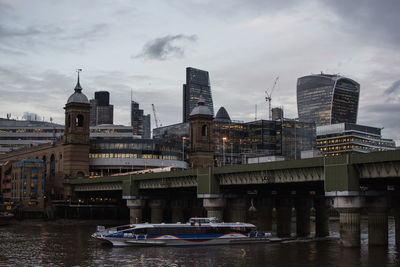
1,219,400,266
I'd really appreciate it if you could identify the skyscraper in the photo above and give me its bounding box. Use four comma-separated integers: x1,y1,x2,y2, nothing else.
297,73,360,126
131,101,151,138
89,91,114,126
182,67,214,122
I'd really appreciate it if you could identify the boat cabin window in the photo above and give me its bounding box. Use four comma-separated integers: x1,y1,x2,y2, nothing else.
188,217,216,224
117,225,134,232
134,228,147,235
144,226,254,236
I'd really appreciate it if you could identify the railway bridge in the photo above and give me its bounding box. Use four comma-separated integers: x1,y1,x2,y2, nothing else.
71,150,400,247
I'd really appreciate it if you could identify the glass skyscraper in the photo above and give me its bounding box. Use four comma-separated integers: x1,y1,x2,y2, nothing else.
297,74,360,126
182,67,214,122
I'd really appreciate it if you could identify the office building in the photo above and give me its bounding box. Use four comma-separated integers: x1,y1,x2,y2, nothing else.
89,91,114,126
131,101,151,138
182,67,214,122
154,115,315,165
297,74,360,126
271,107,284,121
89,124,187,177
215,107,231,123
143,114,151,139
0,118,64,154
8,159,45,212
316,123,396,156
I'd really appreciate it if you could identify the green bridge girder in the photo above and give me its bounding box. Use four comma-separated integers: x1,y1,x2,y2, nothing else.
70,150,400,198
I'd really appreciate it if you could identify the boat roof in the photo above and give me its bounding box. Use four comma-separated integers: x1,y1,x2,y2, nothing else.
110,221,256,231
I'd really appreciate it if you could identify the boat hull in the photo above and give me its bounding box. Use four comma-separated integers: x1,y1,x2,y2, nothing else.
95,234,270,247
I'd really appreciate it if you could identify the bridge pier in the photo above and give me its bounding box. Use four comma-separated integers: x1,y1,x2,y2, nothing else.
149,199,166,223
127,199,145,224
314,197,330,237
276,197,292,237
333,195,364,247
391,195,400,246
190,198,204,217
203,198,226,221
295,197,311,237
257,197,273,231
171,199,186,223
367,194,388,246
227,198,247,222
395,207,400,246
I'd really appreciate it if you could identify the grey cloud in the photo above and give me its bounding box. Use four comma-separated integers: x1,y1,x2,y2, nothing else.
0,45,26,56
320,0,400,46
0,66,74,122
67,23,108,41
0,2,16,23
135,34,198,60
0,21,109,54
0,25,42,38
359,103,400,141
168,0,299,19
385,80,400,95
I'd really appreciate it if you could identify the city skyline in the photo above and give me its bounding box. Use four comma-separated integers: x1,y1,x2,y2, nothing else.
0,1,399,144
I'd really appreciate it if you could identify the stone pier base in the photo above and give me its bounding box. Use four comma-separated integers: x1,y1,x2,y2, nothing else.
276,198,292,238
339,211,361,247
257,198,273,231
333,195,364,247
227,198,247,222
314,197,330,237
203,198,226,221
127,199,145,224
171,200,186,223
367,195,388,246
149,199,165,223
296,198,311,237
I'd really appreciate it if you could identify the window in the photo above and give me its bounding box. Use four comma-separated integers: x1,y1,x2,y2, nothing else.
202,125,208,136
50,154,55,176
76,114,84,127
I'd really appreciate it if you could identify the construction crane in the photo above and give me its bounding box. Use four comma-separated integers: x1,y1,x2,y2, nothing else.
265,76,279,120
151,104,161,128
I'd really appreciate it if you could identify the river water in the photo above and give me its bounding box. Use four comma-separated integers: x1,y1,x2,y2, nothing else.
1,218,400,267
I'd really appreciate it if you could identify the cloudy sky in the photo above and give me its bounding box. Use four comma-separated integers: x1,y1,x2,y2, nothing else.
0,0,399,144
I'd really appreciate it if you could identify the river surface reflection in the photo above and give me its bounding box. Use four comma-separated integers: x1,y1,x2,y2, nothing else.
1,218,400,266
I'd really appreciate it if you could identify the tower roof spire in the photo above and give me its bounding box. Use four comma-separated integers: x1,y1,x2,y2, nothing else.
67,69,88,104
74,69,83,93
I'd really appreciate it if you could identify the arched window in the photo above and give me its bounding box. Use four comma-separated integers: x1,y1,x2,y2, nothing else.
76,114,84,127
68,115,71,128
50,154,55,176
202,125,208,137
42,155,47,178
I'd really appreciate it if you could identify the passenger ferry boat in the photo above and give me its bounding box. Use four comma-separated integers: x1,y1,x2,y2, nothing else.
92,217,270,247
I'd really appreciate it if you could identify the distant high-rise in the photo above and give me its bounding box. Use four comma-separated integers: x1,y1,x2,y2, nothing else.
297,74,360,126
131,101,151,138
143,114,151,139
89,91,114,126
182,67,214,122
271,107,284,121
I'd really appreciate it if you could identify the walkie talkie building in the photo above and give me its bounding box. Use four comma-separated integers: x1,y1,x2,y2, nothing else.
297,74,360,126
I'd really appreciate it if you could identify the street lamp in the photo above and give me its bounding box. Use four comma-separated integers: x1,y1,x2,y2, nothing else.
182,136,186,161
222,137,227,166
230,142,233,165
